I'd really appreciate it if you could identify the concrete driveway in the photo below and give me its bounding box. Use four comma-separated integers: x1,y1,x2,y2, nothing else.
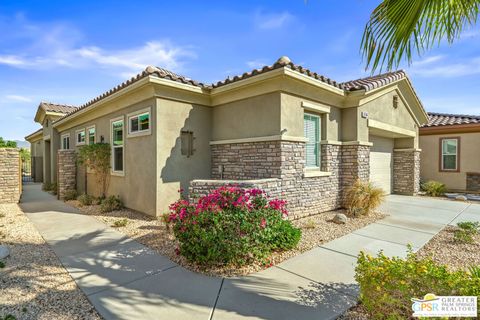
20,184,479,320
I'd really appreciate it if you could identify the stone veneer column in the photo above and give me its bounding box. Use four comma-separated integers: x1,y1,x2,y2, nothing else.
393,149,420,195
57,150,77,200
467,172,480,191
0,148,21,204
341,144,371,194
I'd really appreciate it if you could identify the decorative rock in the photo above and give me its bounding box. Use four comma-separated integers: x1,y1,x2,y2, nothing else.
332,213,348,224
455,195,468,201
0,245,10,259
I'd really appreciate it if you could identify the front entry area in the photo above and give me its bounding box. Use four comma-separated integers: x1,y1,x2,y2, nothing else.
369,135,394,194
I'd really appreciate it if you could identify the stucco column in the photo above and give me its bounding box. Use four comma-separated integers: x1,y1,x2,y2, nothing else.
393,149,420,195
57,150,77,200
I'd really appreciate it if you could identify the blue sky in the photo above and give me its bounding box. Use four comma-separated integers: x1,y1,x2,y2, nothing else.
1,0,479,140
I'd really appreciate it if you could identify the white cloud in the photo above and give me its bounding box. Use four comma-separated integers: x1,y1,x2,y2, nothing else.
5,95,32,102
0,16,196,77
410,55,480,77
246,59,267,69
255,11,294,30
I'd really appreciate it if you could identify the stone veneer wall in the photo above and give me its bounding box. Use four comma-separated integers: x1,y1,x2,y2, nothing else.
0,148,21,204
467,172,480,191
393,150,420,195
211,141,282,179
192,141,372,219
57,150,77,200
189,178,282,201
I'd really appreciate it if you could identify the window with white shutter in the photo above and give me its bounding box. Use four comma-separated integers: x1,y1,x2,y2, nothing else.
304,113,320,168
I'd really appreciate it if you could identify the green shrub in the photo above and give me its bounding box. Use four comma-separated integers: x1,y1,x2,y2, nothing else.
100,195,123,213
0,261,5,268
356,249,480,319
63,189,78,201
454,221,479,243
166,186,301,266
421,180,446,197
112,218,128,227
469,265,480,278
345,179,385,217
42,182,53,191
77,194,95,206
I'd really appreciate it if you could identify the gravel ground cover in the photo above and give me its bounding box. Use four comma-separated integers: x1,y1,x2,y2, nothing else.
66,200,385,277
0,203,101,320
341,225,480,319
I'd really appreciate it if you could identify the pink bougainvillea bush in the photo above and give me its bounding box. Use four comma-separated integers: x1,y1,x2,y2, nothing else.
165,186,301,266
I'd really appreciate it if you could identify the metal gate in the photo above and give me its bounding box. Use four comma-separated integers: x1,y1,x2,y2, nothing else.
22,156,33,183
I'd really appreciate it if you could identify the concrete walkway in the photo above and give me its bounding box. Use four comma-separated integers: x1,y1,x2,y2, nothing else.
20,183,480,320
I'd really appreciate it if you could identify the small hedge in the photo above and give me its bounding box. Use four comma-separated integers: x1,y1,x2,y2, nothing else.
356,249,480,319
100,195,123,213
165,186,301,266
421,180,446,197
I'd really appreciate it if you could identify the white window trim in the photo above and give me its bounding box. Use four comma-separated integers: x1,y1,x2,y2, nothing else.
75,129,86,146
110,116,125,177
127,107,152,138
86,125,96,145
441,138,459,171
61,133,70,150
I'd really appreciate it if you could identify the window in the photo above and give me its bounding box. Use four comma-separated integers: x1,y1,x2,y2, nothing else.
181,131,194,157
61,134,70,150
76,129,86,145
111,117,124,174
441,138,459,171
304,113,321,168
87,126,96,145
128,108,151,137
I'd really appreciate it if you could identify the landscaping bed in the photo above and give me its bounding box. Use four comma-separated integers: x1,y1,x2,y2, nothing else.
0,204,101,320
66,199,385,277
341,224,480,319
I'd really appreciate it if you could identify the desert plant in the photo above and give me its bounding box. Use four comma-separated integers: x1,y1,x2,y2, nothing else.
469,265,480,278
63,189,78,201
77,143,111,197
421,180,446,197
0,261,5,268
305,219,316,229
42,182,53,191
454,221,480,243
100,195,123,213
50,182,58,195
77,194,95,206
165,186,301,266
356,248,480,319
112,218,128,227
345,179,385,217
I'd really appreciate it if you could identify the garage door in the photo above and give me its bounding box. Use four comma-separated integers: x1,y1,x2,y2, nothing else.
370,135,394,194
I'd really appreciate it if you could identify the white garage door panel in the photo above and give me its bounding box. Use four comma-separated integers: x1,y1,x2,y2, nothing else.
370,135,394,194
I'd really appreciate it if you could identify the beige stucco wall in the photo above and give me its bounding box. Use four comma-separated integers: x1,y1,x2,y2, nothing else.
420,132,480,191
280,93,341,141
358,90,418,148
211,92,281,141
156,97,212,215
59,98,158,216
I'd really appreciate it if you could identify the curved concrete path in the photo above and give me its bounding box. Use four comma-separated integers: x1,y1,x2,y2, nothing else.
20,183,479,320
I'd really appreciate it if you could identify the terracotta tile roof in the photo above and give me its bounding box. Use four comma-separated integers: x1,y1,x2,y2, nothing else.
53,56,419,125
56,66,209,123
212,56,342,89
39,101,77,114
423,112,480,127
340,70,407,92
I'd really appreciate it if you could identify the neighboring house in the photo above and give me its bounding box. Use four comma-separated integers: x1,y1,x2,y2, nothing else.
25,56,428,217
420,112,480,192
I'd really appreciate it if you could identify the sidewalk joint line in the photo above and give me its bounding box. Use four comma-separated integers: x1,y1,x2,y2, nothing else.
373,222,437,235
275,266,358,299
349,232,421,249
446,203,472,226
209,278,224,320
316,246,358,258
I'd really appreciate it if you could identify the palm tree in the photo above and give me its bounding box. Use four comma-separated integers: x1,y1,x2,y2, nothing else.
362,0,479,72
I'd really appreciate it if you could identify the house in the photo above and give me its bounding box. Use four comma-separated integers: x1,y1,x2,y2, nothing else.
25,56,428,218
419,112,480,192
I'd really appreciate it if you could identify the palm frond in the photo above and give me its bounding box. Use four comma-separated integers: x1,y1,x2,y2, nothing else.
362,0,480,72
